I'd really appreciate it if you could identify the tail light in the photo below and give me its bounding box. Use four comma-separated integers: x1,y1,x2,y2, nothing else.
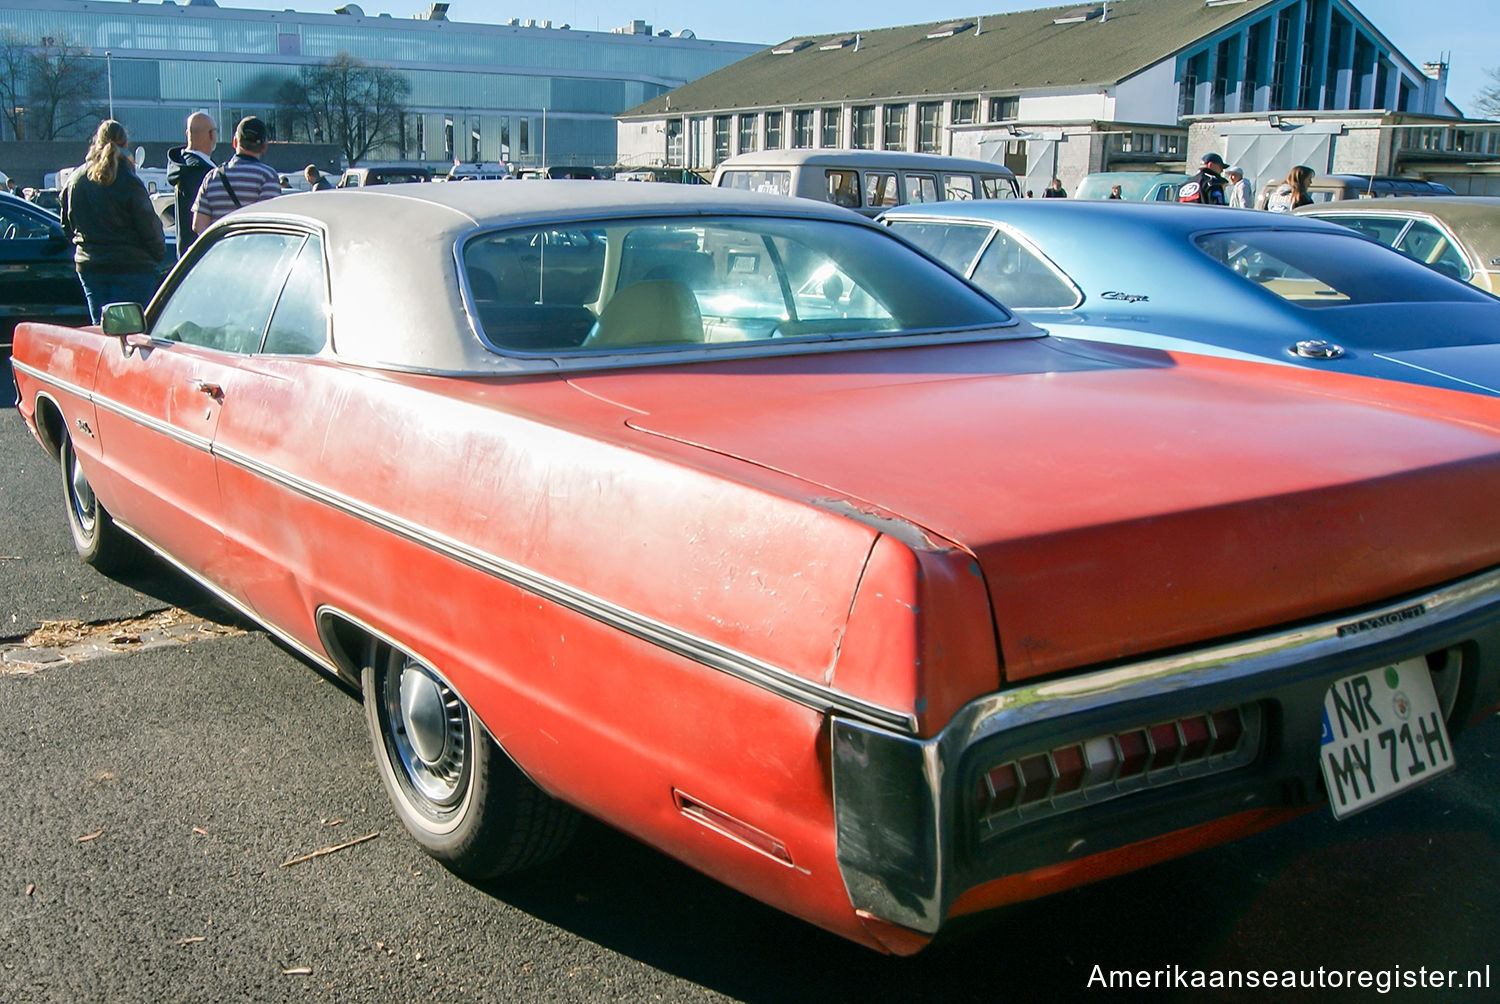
976,704,1262,836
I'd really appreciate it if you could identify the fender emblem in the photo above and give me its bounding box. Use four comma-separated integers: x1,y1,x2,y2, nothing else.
1101,291,1149,304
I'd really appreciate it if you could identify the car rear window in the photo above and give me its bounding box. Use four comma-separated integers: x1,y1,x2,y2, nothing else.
463,215,1013,355
1193,229,1492,307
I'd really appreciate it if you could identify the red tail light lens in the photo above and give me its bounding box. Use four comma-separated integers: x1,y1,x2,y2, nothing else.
976,704,1260,834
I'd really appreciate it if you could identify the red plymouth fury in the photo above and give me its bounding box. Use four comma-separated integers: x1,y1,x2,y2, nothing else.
12,183,1500,953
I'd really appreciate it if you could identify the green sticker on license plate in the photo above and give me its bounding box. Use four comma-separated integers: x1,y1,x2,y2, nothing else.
1320,657,1454,820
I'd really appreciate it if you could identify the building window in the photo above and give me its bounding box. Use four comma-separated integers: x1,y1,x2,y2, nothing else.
1297,0,1316,108
666,119,684,165
851,106,875,149
882,104,907,151
765,110,783,149
988,95,1019,121
951,98,977,125
738,114,757,154
714,115,732,162
792,108,814,148
1180,53,1203,118
1271,9,1291,108
1212,38,1231,114
519,117,529,156
821,107,841,147
917,102,942,153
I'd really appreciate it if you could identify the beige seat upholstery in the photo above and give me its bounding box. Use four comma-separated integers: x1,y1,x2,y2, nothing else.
586,280,703,348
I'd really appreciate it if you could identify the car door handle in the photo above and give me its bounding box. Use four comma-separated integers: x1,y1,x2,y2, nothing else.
190,379,224,401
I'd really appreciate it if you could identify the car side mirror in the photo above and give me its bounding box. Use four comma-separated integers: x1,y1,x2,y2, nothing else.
101,301,146,337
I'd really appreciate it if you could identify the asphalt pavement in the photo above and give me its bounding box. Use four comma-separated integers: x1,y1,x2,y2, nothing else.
2,403,1498,1003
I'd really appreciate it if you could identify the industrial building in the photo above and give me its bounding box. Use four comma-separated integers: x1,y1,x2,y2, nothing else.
617,0,1500,195
0,0,757,169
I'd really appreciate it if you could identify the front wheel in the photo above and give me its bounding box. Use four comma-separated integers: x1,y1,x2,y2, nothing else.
361,642,579,879
60,434,131,573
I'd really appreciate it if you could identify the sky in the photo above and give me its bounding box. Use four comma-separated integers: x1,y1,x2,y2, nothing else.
224,0,1498,116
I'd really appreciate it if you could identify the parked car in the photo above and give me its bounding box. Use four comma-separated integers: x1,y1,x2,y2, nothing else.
14,183,1500,954
1074,171,1189,202
1295,196,1500,294
337,165,432,187
881,199,1500,395
714,149,1019,217
1305,174,1457,202
0,190,87,403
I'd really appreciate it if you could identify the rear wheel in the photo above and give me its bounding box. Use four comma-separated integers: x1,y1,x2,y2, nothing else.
361,641,579,879
60,434,131,573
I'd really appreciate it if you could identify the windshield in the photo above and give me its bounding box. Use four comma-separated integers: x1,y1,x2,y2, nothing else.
1194,229,1493,308
463,215,1013,354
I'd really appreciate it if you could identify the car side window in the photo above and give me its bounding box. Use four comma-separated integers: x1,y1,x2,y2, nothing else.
864,172,899,209
970,230,1080,309
262,235,330,355
943,174,976,201
0,202,54,239
1324,215,1411,248
907,174,939,204
885,220,992,275
151,231,307,353
1395,222,1472,282
825,170,860,208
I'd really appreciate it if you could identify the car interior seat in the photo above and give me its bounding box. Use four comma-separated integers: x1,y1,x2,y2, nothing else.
585,280,703,348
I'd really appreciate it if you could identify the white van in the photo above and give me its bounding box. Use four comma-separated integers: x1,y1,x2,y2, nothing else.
446,162,512,181
713,150,1018,217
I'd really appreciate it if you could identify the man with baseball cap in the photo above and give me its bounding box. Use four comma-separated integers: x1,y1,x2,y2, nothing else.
1224,165,1252,208
191,115,283,235
1178,152,1228,206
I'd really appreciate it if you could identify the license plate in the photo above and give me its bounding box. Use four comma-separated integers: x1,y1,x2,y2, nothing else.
1319,657,1454,820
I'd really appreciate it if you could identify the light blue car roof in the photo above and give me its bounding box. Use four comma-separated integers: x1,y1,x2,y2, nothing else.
880,200,1500,395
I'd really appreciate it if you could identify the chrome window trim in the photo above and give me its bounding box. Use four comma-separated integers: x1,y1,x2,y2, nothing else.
452,213,1026,366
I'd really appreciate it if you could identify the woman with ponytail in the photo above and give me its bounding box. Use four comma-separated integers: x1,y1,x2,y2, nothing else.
59,119,166,323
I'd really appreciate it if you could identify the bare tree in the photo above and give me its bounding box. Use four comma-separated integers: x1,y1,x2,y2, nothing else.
0,29,104,141
0,29,34,140
276,52,410,164
1477,68,1500,119
27,33,105,140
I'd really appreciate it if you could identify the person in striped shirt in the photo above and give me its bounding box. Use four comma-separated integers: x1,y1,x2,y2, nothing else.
191,116,282,234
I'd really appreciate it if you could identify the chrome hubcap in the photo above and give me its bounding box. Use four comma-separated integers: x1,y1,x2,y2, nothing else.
68,449,96,533
401,667,449,764
386,657,468,807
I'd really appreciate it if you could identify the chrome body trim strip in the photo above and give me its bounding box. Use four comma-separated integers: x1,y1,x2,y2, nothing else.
93,394,214,453
110,517,348,691
14,359,215,453
22,357,910,731
945,566,1500,749
210,442,915,733
832,563,1500,934
11,359,91,403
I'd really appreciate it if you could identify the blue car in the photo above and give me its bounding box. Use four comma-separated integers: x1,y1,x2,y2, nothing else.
880,200,1500,396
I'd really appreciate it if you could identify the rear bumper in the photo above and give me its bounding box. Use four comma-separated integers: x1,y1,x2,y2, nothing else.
832,564,1500,935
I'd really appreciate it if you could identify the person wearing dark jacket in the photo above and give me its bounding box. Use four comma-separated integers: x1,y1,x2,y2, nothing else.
166,111,217,257
60,119,166,324
1179,152,1229,205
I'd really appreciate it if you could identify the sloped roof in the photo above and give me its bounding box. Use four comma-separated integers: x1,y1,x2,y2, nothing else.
620,0,1280,117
